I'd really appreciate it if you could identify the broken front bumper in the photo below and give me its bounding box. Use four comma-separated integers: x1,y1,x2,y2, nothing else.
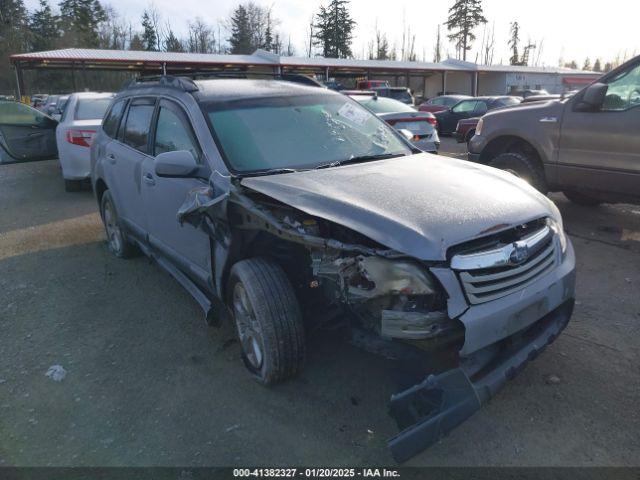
388,297,573,462
387,239,576,462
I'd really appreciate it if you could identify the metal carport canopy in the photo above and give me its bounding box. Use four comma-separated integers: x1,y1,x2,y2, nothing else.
10,48,471,98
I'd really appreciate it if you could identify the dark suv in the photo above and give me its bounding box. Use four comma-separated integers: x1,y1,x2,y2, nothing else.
468,56,640,206
90,76,575,461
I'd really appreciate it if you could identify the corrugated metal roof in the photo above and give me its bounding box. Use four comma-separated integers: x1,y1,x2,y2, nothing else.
10,48,276,65
10,48,601,76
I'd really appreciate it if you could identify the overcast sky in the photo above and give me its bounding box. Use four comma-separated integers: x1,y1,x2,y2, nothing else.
24,0,640,66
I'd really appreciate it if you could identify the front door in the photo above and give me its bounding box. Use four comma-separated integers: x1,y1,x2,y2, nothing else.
0,101,57,164
142,99,212,290
558,60,640,199
441,99,478,133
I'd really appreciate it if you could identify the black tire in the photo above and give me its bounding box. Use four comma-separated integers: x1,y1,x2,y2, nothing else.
64,179,82,192
489,152,547,193
100,190,138,258
227,258,305,385
465,129,476,148
563,190,603,206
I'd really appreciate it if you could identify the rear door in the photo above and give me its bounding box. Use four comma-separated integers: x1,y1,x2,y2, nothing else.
142,98,212,289
557,60,640,198
104,97,156,241
0,101,58,164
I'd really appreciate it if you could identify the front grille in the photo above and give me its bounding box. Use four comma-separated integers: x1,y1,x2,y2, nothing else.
451,222,558,305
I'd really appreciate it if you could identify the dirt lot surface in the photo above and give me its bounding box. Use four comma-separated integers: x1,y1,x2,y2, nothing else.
1,138,639,466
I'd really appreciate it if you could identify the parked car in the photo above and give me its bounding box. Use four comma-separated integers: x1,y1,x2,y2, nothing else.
454,117,481,145
509,89,549,98
468,55,640,206
418,95,471,113
31,94,47,109
435,96,522,134
40,94,61,116
356,79,389,89
85,76,576,462
0,100,57,165
56,92,114,191
51,94,70,121
323,80,345,91
347,92,439,153
372,86,415,105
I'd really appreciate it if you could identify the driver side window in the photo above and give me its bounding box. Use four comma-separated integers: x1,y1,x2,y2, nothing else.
452,100,477,113
602,63,640,111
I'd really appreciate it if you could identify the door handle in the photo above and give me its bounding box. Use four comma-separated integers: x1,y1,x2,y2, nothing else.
539,116,558,123
143,173,156,186
106,153,116,164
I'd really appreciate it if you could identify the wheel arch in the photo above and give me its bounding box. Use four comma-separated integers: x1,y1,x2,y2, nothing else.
479,135,547,175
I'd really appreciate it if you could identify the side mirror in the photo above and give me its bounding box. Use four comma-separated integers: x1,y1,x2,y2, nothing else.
398,129,414,141
155,150,198,177
576,83,608,111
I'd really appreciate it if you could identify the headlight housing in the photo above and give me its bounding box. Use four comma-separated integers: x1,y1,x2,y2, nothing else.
475,118,484,136
547,217,567,254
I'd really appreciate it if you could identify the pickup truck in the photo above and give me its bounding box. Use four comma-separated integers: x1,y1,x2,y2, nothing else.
468,56,640,206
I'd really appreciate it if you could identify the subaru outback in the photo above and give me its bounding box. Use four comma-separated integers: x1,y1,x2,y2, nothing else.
90,76,576,462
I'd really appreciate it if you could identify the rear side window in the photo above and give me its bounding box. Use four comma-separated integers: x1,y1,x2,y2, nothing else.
75,97,113,121
122,99,155,153
102,99,126,138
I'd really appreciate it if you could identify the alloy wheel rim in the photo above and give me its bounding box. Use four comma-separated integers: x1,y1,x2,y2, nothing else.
232,283,264,370
103,202,122,253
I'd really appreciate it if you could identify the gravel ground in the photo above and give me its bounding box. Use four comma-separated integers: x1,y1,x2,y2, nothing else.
0,141,639,466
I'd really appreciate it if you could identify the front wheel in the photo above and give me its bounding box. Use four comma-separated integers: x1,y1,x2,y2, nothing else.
489,152,547,193
227,258,305,385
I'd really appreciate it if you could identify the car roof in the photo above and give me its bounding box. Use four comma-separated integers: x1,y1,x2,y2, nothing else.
119,77,332,103
193,79,331,103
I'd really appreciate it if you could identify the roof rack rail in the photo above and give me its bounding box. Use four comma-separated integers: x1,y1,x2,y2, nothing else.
122,75,199,93
121,72,325,92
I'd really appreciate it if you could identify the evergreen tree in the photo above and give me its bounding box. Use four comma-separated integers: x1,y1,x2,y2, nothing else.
583,57,592,71
263,9,273,51
29,0,59,51
164,29,183,52
0,0,29,93
445,0,487,61
593,58,602,72
141,10,156,51
603,61,613,73
228,4,251,54
508,21,520,65
313,0,356,58
58,0,107,47
433,25,442,62
129,33,144,50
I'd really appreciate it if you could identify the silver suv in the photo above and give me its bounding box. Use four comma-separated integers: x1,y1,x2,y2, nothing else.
91,76,576,462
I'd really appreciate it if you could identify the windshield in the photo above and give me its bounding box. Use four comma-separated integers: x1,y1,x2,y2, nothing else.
204,93,412,174
389,89,412,103
75,97,113,120
353,96,415,114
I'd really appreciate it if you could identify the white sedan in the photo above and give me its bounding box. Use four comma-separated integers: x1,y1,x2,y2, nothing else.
55,92,114,191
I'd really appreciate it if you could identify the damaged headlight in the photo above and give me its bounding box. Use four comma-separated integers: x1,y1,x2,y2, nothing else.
547,217,567,254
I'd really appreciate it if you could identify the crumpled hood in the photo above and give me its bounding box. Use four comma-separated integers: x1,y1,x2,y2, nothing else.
241,153,554,260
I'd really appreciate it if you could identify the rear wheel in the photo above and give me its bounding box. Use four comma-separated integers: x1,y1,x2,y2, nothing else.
489,152,547,193
227,258,305,385
100,190,138,258
563,190,603,206
64,179,82,192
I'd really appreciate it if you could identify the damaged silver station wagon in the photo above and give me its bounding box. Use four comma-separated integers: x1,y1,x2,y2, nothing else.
91,76,576,462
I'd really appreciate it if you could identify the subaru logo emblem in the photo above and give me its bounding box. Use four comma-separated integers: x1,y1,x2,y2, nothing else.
509,242,529,265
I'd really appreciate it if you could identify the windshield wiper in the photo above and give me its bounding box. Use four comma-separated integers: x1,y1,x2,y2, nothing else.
241,168,298,177
314,152,407,170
